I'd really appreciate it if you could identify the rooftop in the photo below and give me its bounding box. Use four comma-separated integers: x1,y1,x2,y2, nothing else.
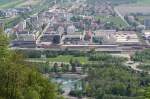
114,31,140,43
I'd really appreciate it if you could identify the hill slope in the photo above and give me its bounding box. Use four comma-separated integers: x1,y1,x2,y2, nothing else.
0,0,41,9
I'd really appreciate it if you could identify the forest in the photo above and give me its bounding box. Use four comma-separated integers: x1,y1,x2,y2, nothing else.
22,49,150,99
0,29,63,99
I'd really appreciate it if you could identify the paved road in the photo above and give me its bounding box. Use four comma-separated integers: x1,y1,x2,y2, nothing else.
36,5,57,44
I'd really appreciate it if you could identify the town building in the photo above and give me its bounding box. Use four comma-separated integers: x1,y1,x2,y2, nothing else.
114,31,140,45
62,32,83,45
144,30,150,40
12,31,36,48
92,30,116,44
67,24,76,34
144,19,150,29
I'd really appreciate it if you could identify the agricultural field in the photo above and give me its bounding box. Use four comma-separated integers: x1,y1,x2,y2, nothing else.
29,55,89,64
0,0,12,5
87,0,137,5
107,0,150,5
95,16,128,28
0,0,42,9
48,55,88,64
16,0,42,7
3,0,54,28
115,5,150,16
0,0,24,9
135,0,150,5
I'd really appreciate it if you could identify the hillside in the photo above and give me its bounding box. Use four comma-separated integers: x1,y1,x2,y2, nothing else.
0,0,42,9
0,28,61,99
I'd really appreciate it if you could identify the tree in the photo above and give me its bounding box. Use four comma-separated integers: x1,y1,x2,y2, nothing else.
138,87,150,99
24,89,40,99
53,63,58,73
0,28,9,59
53,35,60,44
84,53,142,99
0,29,59,99
70,59,77,72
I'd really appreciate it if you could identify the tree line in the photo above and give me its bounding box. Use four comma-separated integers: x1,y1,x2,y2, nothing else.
0,29,63,99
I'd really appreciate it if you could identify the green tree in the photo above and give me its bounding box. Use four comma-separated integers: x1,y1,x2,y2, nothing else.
0,29,59,99
24,89,40,99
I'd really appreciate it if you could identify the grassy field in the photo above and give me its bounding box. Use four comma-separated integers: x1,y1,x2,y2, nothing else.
0,0,12,5
16,0,42,7
0,0,24,9
3,0,54,28
95,16,128,28
29,55,89,64
136,0,150,5
0,0,42,9
48,55,88,64
108,0,150,5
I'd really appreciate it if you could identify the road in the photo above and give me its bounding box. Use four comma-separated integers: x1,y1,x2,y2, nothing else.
10,44,147,53
67,0,85,12
36,8,56,44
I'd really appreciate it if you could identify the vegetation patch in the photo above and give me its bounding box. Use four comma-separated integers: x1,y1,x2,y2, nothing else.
95,16,128,29
0,0,24,9
131,49,150,63
138,64,150,71
48,55,88,64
